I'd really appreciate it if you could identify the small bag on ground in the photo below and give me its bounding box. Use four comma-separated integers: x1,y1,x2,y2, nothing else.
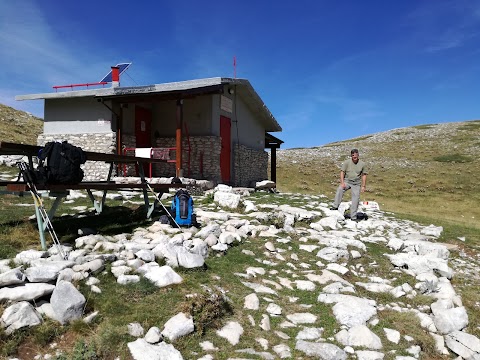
171,189,194,226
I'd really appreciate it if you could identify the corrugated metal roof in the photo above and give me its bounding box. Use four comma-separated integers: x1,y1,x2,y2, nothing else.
16,77,282,132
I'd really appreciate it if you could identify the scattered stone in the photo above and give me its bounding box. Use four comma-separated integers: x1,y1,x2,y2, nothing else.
128,322,144,337
50,281,86,324
244,293,260,310
1,301,42,334
286,313,317,324
384,328,401,344
161,313,194,341
295,340,347,360
127,338,183,360
216,321,244,345
145,327,162,344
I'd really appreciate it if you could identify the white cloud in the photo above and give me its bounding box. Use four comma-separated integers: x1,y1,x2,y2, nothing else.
0,1,128,116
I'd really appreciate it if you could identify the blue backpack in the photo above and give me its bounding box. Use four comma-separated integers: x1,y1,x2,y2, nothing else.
171,189,194,226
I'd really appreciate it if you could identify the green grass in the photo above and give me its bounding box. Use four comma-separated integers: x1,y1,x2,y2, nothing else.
413,124,437,130
433,154,473,163
0,103,43,144
1,119,480,358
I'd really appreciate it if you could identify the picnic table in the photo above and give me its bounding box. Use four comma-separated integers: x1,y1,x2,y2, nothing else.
0,141,181,249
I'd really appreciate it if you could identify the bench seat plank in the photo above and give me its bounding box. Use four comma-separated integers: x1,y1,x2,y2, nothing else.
3,182,180,192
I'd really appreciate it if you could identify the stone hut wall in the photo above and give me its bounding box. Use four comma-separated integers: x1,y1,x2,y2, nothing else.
154,136,222,182
37,133,268,185
233,144,268,187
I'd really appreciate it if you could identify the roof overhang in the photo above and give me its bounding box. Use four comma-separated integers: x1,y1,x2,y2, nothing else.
265,132,284,148
16,77,282,132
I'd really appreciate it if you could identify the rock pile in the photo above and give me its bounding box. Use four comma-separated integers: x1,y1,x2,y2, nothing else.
1,184,479,359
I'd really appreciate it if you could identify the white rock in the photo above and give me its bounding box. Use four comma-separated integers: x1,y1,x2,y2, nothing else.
0,282,55,302
244,293,260,310
445,330,480,359
216,321,244,345
162,312,194,341
117,275,140,285
0,267,25,286
265,241,276,252
356,350,385,360
144,265,183,288
144,327,162,344
420,224,443,237
296,327,323,340
384,328,401,344
199,341,218,351
286,313,317,324
295,340,346,360
433,306,469,335
242,282,277,295
273,343,291,359
266,303,282,315
214,191,241,208
1,301,42,334
128,322,144,337
318,294,377,328
316,247,349,263
351,250,362,259
127,338,183,360
326,263,349,275
260,314,271,331
135,249,155,262
335,325,382,350
430,332,449,355
295,280,316,291
50,281,86,324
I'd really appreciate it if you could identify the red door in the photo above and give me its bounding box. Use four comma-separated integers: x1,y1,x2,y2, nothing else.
135,106,152,175
135,106,152,148
220,116,231,183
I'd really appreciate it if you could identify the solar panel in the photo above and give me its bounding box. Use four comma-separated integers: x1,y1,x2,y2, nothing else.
99,63,132,83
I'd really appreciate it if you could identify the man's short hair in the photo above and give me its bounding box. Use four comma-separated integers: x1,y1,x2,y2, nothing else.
351,149,359,155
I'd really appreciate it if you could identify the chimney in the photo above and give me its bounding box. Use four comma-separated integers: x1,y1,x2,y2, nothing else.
111,66,120,88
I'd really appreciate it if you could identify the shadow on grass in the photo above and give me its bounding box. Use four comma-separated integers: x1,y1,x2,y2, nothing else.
0,205,158,258
52,205,153,244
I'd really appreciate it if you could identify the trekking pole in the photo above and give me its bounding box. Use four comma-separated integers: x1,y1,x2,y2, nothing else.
144,181,180,228
16,162,68,260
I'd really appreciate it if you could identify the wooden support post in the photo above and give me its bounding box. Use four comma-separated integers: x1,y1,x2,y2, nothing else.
270,146,277,183
176,99,183,177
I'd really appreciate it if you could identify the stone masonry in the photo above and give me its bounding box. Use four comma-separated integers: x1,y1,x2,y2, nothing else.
233,143,268,187
37,133,267,185
154,136,222,182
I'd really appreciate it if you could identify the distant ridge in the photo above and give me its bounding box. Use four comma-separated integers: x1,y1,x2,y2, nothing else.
276,120,480,230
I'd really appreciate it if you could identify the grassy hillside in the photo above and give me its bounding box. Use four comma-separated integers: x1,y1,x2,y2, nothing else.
276,120,480,246
0,103,43,144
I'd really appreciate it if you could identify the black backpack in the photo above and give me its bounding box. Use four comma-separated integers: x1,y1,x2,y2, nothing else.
36,141,87,185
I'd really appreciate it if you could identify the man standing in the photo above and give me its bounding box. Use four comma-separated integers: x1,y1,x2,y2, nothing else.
330,149,368,221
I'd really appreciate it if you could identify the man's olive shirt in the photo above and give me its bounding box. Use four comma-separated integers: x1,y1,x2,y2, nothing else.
341,159,368,185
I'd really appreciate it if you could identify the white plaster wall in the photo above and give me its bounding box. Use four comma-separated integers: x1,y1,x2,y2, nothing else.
212,93,264,150
151,97,212,137
43,97,114,134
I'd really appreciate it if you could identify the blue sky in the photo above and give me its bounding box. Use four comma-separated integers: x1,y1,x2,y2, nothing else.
1,1,479,149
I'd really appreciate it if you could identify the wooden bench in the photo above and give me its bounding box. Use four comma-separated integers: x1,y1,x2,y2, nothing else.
0,141,181,249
